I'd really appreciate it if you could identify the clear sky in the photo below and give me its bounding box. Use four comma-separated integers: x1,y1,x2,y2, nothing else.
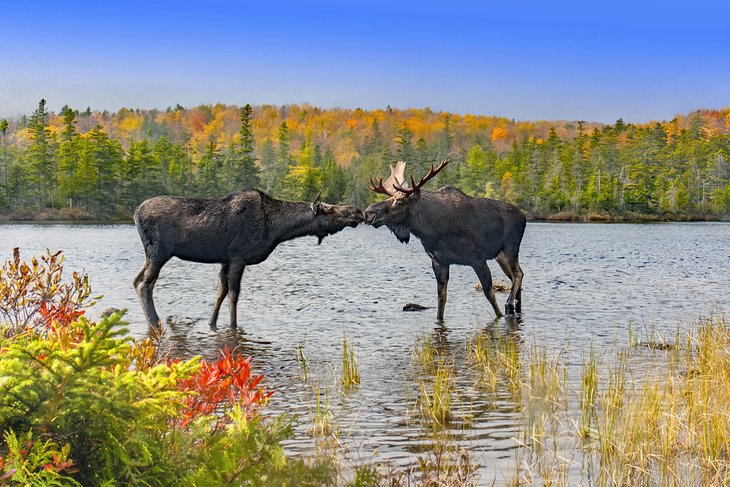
1,0,729,123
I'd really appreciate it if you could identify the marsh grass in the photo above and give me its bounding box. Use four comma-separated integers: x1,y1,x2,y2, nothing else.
412,332,476,431
513,313,730,486
296,342,309,382
418,360,456,428
413,332,438,372
319,313,729,486
308,383,339,439
341,335,360,389
579,346,599,441
351,444,480,486
468,326,522,397
413,333,456,429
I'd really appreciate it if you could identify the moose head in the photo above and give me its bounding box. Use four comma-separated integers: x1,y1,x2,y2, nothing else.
310,193,365,244
363,159,450,243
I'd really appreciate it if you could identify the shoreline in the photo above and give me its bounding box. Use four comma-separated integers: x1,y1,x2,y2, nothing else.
1,208,728,225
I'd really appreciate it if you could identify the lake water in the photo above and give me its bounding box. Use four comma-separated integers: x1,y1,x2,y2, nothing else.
2,222,729,484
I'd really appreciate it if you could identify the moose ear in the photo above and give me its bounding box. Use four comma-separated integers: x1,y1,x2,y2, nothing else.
310,193,322,214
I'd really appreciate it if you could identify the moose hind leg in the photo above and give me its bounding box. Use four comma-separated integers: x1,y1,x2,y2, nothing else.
474,262,503,318
209,263,230,329
432,260,450,321
497,252,523,315
134,259,166,327
514,264,524,313
227,263,246,328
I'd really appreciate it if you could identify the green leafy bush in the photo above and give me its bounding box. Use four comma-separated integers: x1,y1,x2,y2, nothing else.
0,249,334,486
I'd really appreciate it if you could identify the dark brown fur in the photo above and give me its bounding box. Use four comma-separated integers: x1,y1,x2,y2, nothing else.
365,185,526,319
134,190,363,328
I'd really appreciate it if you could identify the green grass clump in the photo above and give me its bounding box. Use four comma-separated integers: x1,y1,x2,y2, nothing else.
468,327,523,396
341,335,361,389
308,383,339,439
419,360,456,429
296,342,309,382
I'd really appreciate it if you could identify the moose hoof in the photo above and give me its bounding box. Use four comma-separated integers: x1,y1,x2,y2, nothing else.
505,303,516,315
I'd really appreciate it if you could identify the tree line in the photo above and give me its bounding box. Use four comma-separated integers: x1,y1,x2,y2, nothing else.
0,100,728,219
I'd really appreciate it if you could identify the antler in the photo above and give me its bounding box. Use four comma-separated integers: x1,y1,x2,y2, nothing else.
368,176,395,196
392,159,450,194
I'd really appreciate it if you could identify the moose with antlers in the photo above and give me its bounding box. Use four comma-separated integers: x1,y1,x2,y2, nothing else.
364,159,526,320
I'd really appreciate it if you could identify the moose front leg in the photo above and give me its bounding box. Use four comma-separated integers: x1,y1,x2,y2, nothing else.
474,262,503,318
227,263,246,328
209,263,230,329
431,260,450,321
134,257,167,328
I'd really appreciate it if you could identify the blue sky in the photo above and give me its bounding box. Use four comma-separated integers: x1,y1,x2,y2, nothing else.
1,0,729,122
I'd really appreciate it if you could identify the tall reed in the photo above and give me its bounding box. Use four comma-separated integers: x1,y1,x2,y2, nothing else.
341,335,360,389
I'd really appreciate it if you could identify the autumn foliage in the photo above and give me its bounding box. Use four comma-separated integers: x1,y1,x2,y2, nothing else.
176,345,273,428
2,101,729,220
0,248,90,336
0,249,329,486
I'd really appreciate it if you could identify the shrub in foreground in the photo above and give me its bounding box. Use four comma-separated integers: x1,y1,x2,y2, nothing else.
0,249,333,486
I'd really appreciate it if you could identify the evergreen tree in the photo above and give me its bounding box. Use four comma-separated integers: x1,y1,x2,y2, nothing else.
228,104,261,190
57,108,83,207
321,147,348,203
26,99,57,207
258,139,277,193
198,137,223,196
86,125,123,212
436,115,454,162
396,122,415,163
282,138,321,201
0,119,8,206
162,139,193,195
271,122,292,195
122,139,162,208
362,118,384,156
414,138,432,175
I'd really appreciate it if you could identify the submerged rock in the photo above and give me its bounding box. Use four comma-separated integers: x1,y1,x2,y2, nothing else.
166,315,197,326
402,303,429,312
101,307,122,318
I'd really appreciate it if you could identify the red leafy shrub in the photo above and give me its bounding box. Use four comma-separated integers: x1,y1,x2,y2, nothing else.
176,345,273,429
0,248,92,337
0,250,328,486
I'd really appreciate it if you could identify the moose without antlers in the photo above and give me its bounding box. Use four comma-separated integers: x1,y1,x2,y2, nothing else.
134,190,364,328
364,159,526,319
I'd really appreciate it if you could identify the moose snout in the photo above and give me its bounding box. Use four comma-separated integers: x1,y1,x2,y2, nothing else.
364,209,379,225
353,208,365,223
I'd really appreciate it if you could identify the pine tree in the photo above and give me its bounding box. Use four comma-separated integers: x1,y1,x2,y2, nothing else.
57,108,83,207
228,104,260,190
362,118,383,156
198,137,223,196
271,122,292,195
321,147,348,203
414,138,431,175
0,118,9,207
27,99,57,207
461,144,489,196
162,139,192,195
258,139,277,193
436,115,454,162
396,122,415,163
86,125,123,212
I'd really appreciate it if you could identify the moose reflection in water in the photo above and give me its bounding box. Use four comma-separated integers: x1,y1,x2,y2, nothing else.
133,190,364,328
364,159,526,319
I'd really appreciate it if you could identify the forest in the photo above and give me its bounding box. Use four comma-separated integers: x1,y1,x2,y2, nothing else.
1,100,729,220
